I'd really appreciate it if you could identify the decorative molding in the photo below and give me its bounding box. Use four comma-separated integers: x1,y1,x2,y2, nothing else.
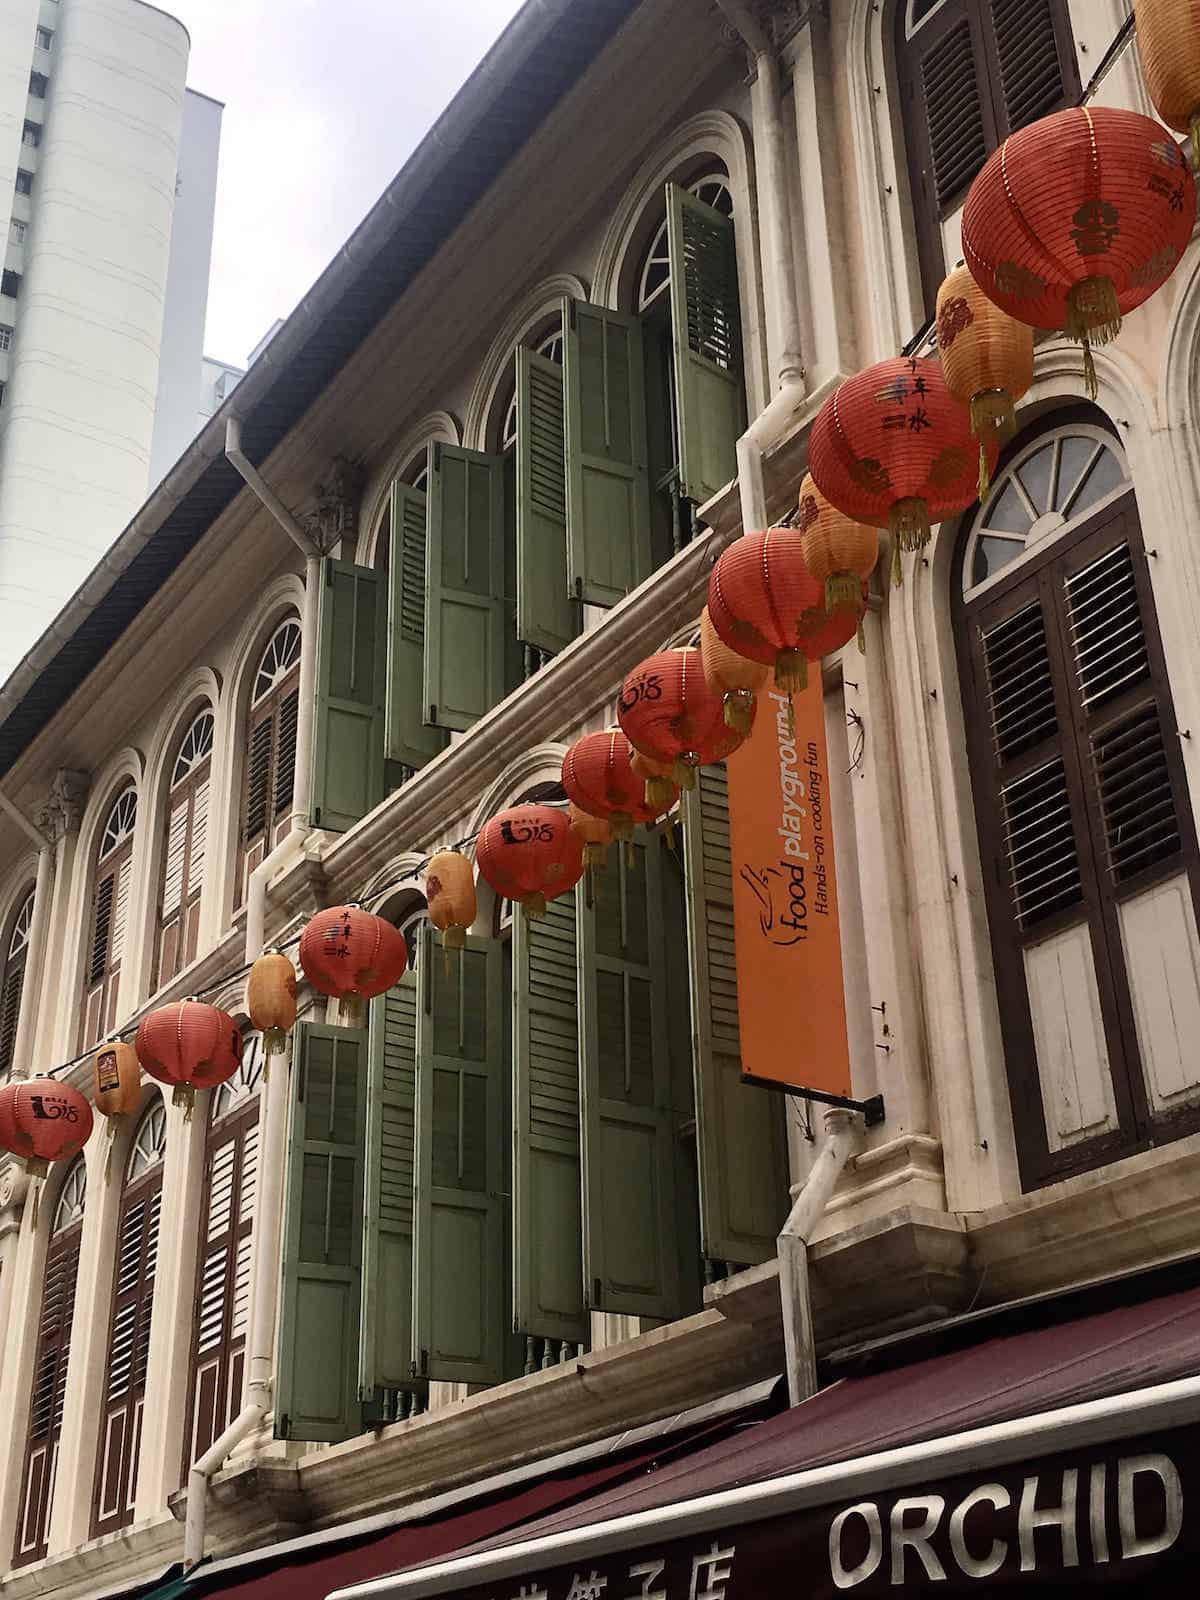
301,455,367,554
36,769,90,843
0,1163,28,1217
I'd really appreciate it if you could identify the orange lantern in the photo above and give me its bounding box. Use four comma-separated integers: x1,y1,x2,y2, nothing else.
808,356,992,577
0,1077,94,1176
135,1000,242,1111
962,106,1194,398
569,804,614,870
93,1039,141,1121
618,648,752,790
562,729,674,841
699,606,768,736
246,951,298,1057
426,850,477,951
1137,0,1200,166
299,905,408,1023
475,804,585,920
796,475,878,641
630,749,681,814
935,265,1034,498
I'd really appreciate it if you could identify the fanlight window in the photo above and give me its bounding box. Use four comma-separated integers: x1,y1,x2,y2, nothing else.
8,892,33,960
638,173,733,312
501,328,565,452
962,426,1130,598
171,711,214,786
211,1032,264,1122
127,1099,166,1181
98,787,137,862
251,621,302,706
54,1158,86,1231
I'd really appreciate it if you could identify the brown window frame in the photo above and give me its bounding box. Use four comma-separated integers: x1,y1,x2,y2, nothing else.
893,0,1080,312
236,621,301,908
956,473,1200,1189
13,1161,85,1568
80,787,138,1053
155,711,214,989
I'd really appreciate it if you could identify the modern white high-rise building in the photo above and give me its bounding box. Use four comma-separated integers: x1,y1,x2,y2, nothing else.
0,0,225,680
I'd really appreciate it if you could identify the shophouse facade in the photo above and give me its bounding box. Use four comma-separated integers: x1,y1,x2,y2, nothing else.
0,1,1194,1596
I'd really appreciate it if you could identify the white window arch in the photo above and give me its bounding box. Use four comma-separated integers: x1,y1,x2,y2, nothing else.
638,172,733,313
54,1156,86,1232
126,1099,167,1182
157,709,215,987
0,887,35,1078
251,620,302,707
211,1031,264,1123
963,423,1130,600
82,785,138,1050
240,617,303,903
499,326,565,452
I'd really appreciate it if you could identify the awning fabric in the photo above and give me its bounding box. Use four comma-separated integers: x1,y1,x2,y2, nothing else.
325,1277,1200,1600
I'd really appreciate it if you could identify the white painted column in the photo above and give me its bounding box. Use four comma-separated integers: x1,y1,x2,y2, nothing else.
0,1174,44,1566
133,1097,207,1520
0,1167,29,1381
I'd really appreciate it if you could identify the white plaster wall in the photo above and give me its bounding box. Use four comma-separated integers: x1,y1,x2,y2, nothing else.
148,86,223,487
0,0,190,679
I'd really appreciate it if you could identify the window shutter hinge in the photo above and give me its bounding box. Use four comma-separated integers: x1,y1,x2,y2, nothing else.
568,300,577,329
432,443,442,472
420,1348,429,1377
593,1277,602,1308
314,807,321,825
429,704,437,723
574,577,583,600
279,1414,290,1438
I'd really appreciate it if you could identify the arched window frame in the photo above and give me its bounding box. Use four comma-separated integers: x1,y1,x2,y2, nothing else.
91,1097,166,1537
953,413,1200,1189
371,449,433,576
13,1156,87,1567
183,1033,263,1472
0,886,35,1079
891,0,1080,310
155,708,215,988
81,784,138,1050
237,618,301,905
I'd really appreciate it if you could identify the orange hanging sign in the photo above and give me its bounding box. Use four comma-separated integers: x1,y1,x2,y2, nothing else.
726,678,852,1097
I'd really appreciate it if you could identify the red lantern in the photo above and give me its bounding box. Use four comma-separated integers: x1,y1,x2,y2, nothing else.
0,1078,93,1176
618,648,753,789
299,905,408,1002
808,356,992,580
562,729,674,841
476,804,585,920
708,528,857,692
135,1000,242,1111
962,106,1194,398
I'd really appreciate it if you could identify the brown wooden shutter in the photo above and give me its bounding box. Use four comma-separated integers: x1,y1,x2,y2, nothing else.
91,1173,162,1537
0,953,25,1079
81,847,132,1051
13,1229,81,1567
272,685,300,841
183,1104,259,1473
237,671,299,907
960,489,1200,1187
986,0,1078,136
156,764,211,988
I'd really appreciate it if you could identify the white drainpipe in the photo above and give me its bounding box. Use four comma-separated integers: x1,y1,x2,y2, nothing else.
184,1022,290,1569
0,796,54,1081
716,0,809,535
778,1107,863,1407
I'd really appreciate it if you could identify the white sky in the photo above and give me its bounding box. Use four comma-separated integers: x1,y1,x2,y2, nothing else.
175,0,527,366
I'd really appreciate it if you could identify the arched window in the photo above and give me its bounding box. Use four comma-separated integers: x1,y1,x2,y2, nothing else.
183,1034,263,1472
373,451,431,576
892,0,1079,311
955,416,1200,1189
238,619,302,904
81,785,137,1050
91,1099,166,1537
156,709,214,987
13,1157,86,1567
0,887,35,1079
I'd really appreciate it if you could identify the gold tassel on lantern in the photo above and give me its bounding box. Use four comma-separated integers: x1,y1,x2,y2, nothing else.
631,750,678,813
889,496,931,554
699,606,766,737
568,805,613,871
1065,277,1122,402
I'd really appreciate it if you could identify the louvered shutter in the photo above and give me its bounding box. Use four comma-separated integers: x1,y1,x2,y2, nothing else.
92,1176,162,1536
158,795,190,984
309,560,386,832
516,344,575,654
240,712,274,898
272,688,300,839
14,1230,80,1567
564,299,653,606
424,444,507,732
360,977,422,1421
683,766,789,1266
412,928,505,1384
513,887,586,1344
0,954,25,1079
184,1108,259,1471
184,775,209,967
274,1023,367,1442
985,0,1077,137
578,839,680,1319
386,483,448,772
666,185,744,509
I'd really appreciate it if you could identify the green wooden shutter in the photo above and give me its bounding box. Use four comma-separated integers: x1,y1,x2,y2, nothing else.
360,977,422,1422
310,559,386,832
516,346,575,655
578,840,680,1319
424,444,506,731
412,927,506,1383
513,887,586,1344
564,298,652,607
667,183,744,507
683,765,789,1266
386,484,448,772
275,1022,367,1442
